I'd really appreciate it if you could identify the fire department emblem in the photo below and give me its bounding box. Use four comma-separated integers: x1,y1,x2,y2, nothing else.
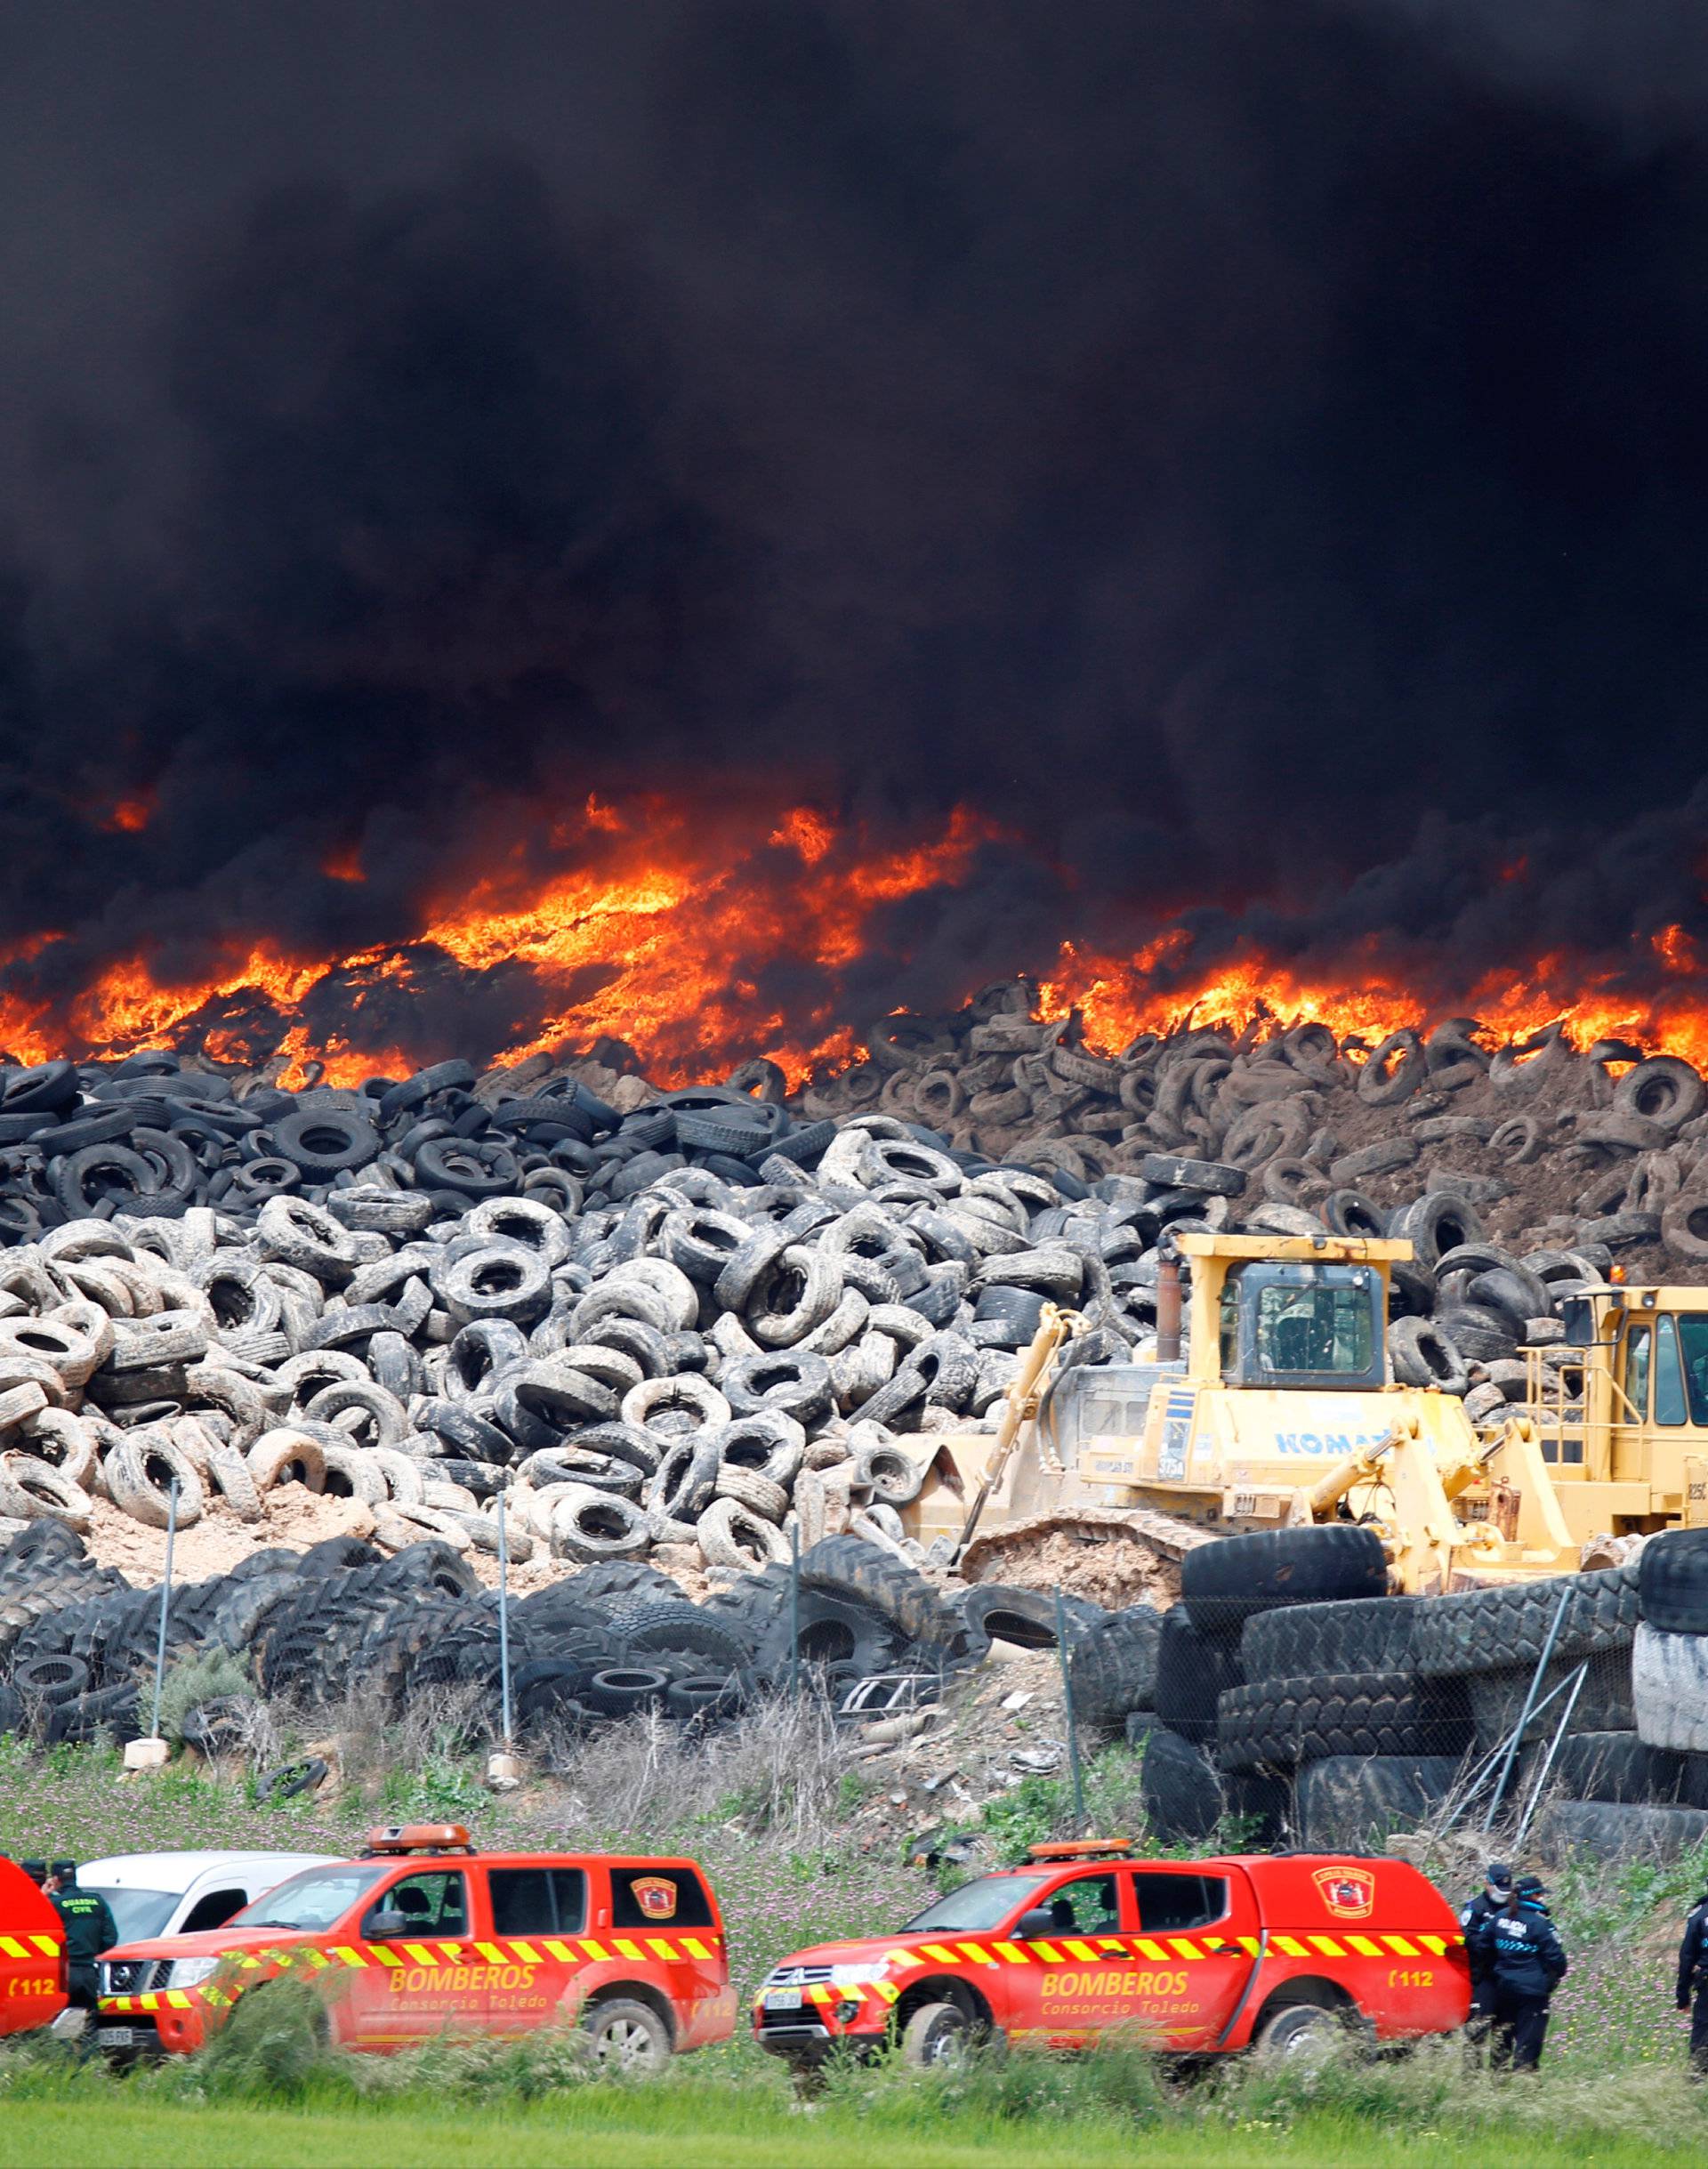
1311,1866,1376,1920
632,1876,678,1920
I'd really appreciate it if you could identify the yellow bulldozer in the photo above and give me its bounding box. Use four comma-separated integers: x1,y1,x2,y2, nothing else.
900,1231,1708,1595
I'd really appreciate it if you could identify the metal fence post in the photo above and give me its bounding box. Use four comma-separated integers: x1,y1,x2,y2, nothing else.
1481,1585,1573,1831
788,1521,802,1702
496,1485,514,1751
1056,1589,1087,1830
149,1480,179,1740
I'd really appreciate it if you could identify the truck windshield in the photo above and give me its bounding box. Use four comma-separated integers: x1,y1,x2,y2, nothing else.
96,1887,179,1943
232,1863,386,1931
902,1874,1051,1934
1254,1284,1374,1375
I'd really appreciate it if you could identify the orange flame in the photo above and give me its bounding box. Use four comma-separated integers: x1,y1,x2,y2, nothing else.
3,795,1706,1089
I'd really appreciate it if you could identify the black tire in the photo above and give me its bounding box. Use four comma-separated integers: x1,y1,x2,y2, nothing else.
1253,2002,1348,2058
1218,1671,1471,1770
1465,1657,1634,1747
1638,1528,1708,1635
606,1601,752,1673
754,1590,906,1682
798,1535,959,1649
1543,1730,1685,1804
583,1996,672,2070
960,1584,1102,1656
1292,1755,1462,1849
1240,1596,1421,1681
1141,1725,1224,1842
1535,1798,1708,1860
1155,1607,1244,1743
560,1561,682,1611
1180,1527,1388,1633
12,1653,90,1705
1412,1563,1640,1676
581,1666,669,1716
1390,1192,1486,1272
1386,1318,1470,1394
899,2000,971,2068
1068,1608,1166,1729
254,1756,329,1802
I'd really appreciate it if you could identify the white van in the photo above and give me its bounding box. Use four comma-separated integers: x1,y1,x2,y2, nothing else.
80,1851,342,1947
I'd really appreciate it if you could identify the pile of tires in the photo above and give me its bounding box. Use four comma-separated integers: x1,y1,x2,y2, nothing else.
0,1517,1067,1749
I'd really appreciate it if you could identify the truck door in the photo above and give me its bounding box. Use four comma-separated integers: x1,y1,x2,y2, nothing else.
1000,1869,1132,2044
484,1865,588,2033
342,1867,475,2047
1123,1866,1261,2049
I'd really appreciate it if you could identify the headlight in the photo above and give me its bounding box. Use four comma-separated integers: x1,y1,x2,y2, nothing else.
165,1957,221,1988
831,1962,887,1987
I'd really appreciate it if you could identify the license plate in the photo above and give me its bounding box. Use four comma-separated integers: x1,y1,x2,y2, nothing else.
764,1988,803,2011
100,2028,140,2047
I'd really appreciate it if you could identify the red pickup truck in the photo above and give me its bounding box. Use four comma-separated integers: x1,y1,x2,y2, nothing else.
754,1839,1470,2065
1,1856,67,2036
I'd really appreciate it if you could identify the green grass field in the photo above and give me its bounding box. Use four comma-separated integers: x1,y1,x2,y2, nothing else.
0,2091,1690,2169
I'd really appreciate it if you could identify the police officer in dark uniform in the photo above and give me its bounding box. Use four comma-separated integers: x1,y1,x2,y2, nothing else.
1468,1872,1567,2074
1676,1887,1708,2076
1459,1861,1513,2043
46,1861,117,2011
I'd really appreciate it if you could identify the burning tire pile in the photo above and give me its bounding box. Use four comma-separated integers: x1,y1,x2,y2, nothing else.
1070,1524,1708,1858
0,1000,1706,1792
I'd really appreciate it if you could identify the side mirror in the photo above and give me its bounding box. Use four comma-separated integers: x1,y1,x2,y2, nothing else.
364,1909,411,1940
1014,1909,1057,1940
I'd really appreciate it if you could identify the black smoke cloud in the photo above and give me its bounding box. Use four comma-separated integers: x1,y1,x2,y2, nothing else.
1,0,1707,1064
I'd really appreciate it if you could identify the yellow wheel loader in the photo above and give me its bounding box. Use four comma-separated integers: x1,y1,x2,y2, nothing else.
900,1231,1656,1596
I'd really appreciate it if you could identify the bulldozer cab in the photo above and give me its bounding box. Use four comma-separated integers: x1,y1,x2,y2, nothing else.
1215,1259,1385,1391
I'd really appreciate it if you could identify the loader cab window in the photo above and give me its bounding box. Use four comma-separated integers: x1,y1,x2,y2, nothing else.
1622,1326,1650,1422
1676,1315,1708,1427
1225,1262,1383,1391
1655,1314,1688,1428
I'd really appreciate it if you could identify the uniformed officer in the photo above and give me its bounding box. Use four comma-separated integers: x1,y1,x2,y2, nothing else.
1459,1861,1513,2040
46,1861,117,2010
1676,1888,1708,2076
1468,1873,1567,2074
20,1859,47,1891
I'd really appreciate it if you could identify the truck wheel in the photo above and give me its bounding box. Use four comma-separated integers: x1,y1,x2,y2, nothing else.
584,1997,672,2071
1253,2002,1343,2059
900,2001,970,2068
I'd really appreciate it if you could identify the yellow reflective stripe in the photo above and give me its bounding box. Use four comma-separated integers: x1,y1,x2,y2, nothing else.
164,1991,192,2009
579,1939,610,1961
837,1982,866,2003
1095,1938,1127,1955
1062,1939,1100,1962
303,1950,332,1971
1167,1939,1201,1961
369,1945,406,1969
1133,1937,1170,1961
544,1939,575,1963
1383,1934,1419,1956
647,1939,677,1961
1309,1936,1346,1958
876,1982,900,2004
476,1942,505,1963
1237,1937,1262,1958
1347,1935,1383,1958
403,1943,437,1965
1273,1935,1308,1957
883,1947,916,1969
1418,1934,1449,1955
437,1941,463,1959
0,1937,24,1957
329,1947,367,1968
957,1942,998,1966
510,1941,544,1964
612,1939,645,1961
807,1983,834,2004
139,1995,158,2012
681,1937,712,1961
917,1943,955,1963
992,1942,1029,1963
29,1935,60,1958
1028,1940,1065,1963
